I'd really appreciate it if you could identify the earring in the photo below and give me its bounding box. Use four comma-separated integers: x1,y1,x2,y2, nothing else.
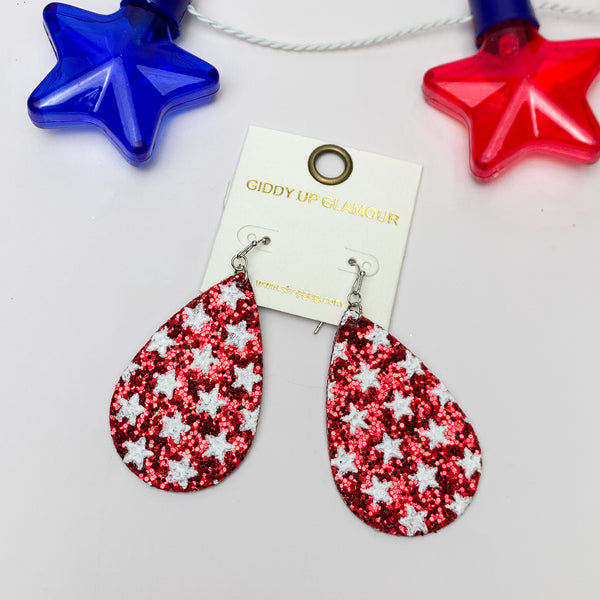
327,259,482,535
110,237,270,491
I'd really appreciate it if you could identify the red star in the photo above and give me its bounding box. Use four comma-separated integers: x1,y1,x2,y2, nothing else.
423,24,600,179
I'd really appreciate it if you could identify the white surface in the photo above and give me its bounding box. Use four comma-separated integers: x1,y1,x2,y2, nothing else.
2,1,600,599
202,126,421,328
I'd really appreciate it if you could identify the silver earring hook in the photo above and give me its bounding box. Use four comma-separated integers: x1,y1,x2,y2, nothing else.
347,258,366,317
231,236,270,280
312,257,366,335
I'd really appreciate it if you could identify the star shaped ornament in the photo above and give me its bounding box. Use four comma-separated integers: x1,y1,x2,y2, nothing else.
423,0,600,179
28,1,219,164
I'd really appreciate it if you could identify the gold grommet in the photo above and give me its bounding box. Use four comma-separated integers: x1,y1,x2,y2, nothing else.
307,144,353,186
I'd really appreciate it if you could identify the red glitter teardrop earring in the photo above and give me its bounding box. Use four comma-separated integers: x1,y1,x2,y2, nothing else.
110,237,270,491
327,259,482,535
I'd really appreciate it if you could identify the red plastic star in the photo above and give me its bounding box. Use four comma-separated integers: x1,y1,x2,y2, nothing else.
423,25,600,179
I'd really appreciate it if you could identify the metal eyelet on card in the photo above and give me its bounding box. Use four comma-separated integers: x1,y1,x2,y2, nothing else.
308,144,353,185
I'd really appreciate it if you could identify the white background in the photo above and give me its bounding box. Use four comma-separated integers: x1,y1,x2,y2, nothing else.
2,1,599,598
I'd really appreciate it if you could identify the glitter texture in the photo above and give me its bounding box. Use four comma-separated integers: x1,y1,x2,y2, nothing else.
327,311,481,536
110,273,262,491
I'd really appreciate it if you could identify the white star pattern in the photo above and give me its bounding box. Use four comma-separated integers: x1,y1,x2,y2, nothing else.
330,447,358,476
123,437,153,470
233,363,262,394
399,506,429,536
182,303,211,333
422,419,449,449
327,381,335,401
146,328,175,357
218,283,246,308
431,382,454,406
410,462,439,493
239,407,260,433
190,345,218,374
446,492,472,517
341,310,359,326
375,433,404,464
153,370,182,399
398,350,424,378
456,448,482,478
196,387,227,418
341,403,369,434
166,456,198,489
160,412,190,443
204,430,235,463
116,393,146,426
352,363,380,392
365,325,390,352
331,341,348,362
121,361,139,382
386,391,414,420
225,321,253,351
362,475,393,506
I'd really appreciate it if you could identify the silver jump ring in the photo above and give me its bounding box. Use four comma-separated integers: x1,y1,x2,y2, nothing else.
347,258,366,316
230,236,271,281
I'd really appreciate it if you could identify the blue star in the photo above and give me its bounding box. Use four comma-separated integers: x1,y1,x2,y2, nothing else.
28,2,219,164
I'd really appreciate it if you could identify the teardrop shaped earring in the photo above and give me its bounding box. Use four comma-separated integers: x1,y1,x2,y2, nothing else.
110,237,270,491
327,259,482,535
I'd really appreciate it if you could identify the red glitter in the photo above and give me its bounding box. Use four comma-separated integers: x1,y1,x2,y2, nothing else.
110,273,262,492
327,311,481,536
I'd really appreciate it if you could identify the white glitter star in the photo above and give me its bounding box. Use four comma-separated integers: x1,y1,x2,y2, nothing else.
204,430,234,463
330,447,358,476
196,387,226,419
386,391,414,420
362,475,393,506
327,381,335,401
352,363,380,392
190,345,218,374
153,370,182,399
341,403,369,434
123,437,153,470
341,310,359,326
456,448,482,478
226,321,253,351
410,462,439,493
121,361,139,382
375,433,404,464
166,456,198,489
239,407,260,433
399,506,429,536
146,328,175,357
233,363,262,394
446,492,472,517
116,393,146,426
422,419,449,449
365,325,390,352
398,350,424,378
219,283,246,308
160,412,190,443
182,303,211,333
431,382,454,406
331,341,348,362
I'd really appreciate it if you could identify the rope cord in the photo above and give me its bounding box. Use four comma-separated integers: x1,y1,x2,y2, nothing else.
187,2,600,53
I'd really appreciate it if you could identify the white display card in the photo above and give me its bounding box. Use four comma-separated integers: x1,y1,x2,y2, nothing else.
202,126,422,328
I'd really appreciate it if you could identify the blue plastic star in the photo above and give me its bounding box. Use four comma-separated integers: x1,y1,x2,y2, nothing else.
28,2,219,164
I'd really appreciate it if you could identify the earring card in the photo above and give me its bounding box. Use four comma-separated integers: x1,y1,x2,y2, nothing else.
202,126,422,328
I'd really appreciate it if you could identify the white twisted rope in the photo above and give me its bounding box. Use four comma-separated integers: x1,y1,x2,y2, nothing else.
187,2,600,53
